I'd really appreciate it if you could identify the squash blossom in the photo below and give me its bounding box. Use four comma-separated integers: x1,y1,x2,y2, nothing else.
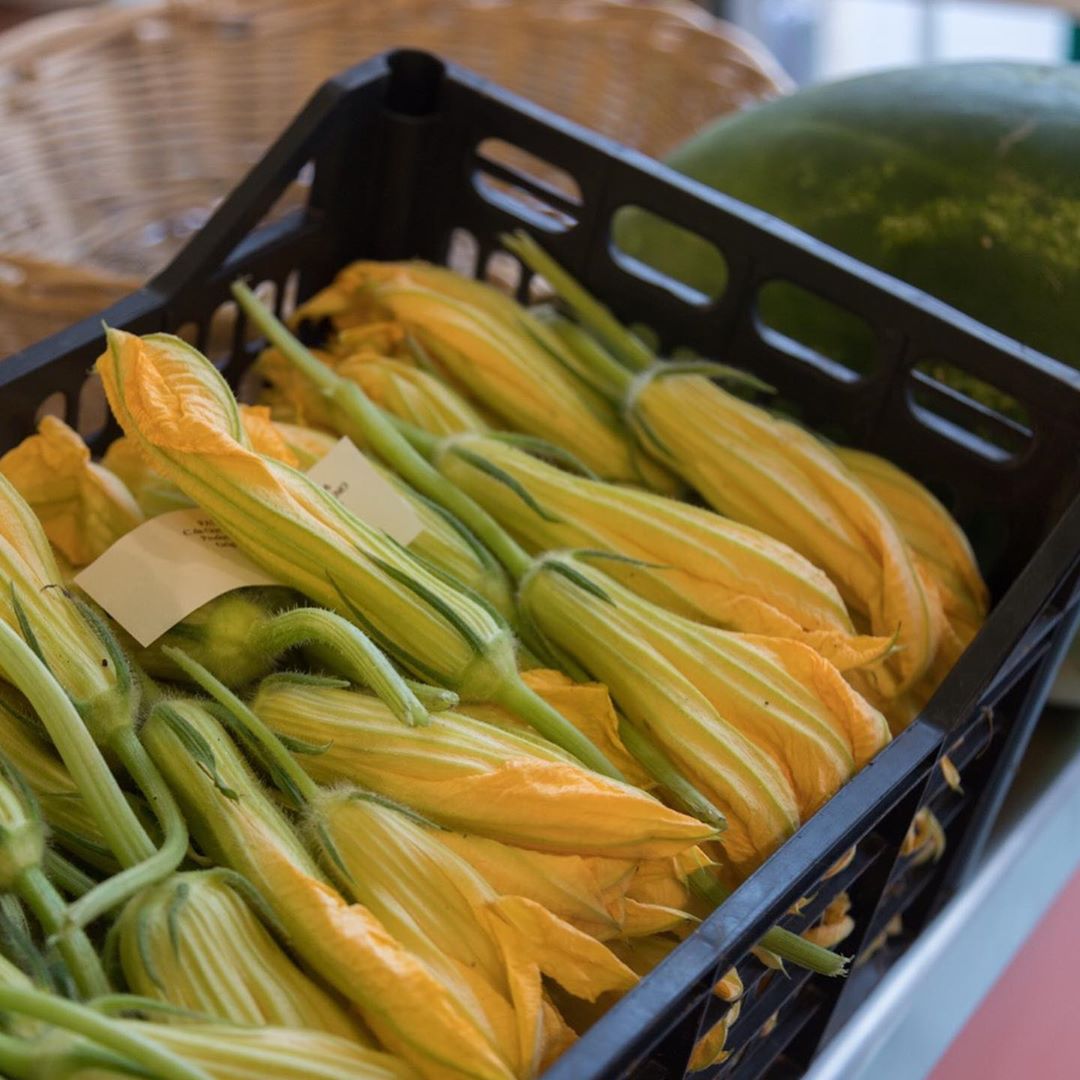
96,329,618,777
434,432,893,672
518,552,890,873
0,416,144,567
309,789,637,1077
295,261,676,492
504,230,941,701
525,552,892,806
142,699,522,1080
116,869,371,1043
836,446,989,723
251,676,714,859
624,368,938,700
107,406,512,671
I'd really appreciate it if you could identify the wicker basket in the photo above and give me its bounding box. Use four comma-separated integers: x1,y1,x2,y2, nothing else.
0,0,790,356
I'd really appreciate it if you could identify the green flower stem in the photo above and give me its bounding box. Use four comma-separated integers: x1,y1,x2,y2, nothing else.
501,231,651,378
390,416,440,458
0,1033,36,1080
233,280,534,581
0,988,213,1080
65,728,188,930
616,716,727,833
689,869,848,978
14,865,109,1000
0,622,153,868
532,308,638,402
162,646,320,808
248,608,429,727
490,676,624,781
41,851,97,899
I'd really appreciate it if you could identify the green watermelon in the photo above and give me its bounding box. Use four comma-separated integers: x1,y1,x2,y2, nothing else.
614,62,1080,375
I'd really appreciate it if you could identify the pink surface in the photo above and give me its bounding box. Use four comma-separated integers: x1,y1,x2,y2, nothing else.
930,867,1080,1080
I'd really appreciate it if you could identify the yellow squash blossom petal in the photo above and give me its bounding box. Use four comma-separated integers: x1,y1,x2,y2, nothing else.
464,669,653,789
836,446,988,629
0,416,144,567
238,404,300,467
253,678,712,859
313,790,635,1077
518,553,809,874
625,370,939,699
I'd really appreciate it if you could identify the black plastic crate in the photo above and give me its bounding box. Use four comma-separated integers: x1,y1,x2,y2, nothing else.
3,50,1079,1080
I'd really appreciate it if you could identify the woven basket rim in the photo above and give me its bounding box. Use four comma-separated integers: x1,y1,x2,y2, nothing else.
0,0,793,91
0,0,791,357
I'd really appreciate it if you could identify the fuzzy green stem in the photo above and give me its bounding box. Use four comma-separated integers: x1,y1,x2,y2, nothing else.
0,622,153,868
65,729,188,929
690,870,848,977
15,865,109,1000
616,716,727,833
42,851,97,899
0,1033,36,1080
0,988,212,1080
162,646,320,808
502,231,651,377
491,676,623,780
249,608,428,727
233,280,534,581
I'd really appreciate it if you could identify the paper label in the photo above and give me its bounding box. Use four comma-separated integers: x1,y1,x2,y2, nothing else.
76,438,422,646
306,438,422,545
75,510,278,647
